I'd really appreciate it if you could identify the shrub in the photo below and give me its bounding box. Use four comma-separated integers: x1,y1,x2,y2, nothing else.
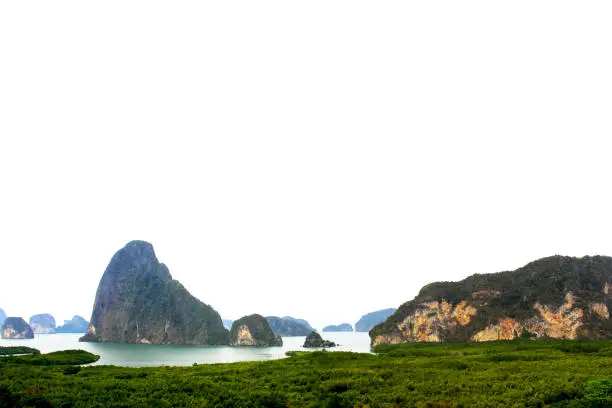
0,385,19,408
63,366,81,375
584,379,612,407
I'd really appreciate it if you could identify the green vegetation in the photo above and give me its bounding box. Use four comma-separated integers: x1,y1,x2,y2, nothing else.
2,350,99,367
0,347,39,356
0,350,99,366
2,340,612,407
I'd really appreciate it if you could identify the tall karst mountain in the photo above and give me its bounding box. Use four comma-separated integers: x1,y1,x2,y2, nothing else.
80,241,228,345
371,255,612,346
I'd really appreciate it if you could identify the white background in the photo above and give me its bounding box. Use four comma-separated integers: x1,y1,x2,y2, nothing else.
1,0,611,330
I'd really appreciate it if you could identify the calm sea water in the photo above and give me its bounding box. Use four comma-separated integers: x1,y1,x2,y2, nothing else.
0,332,372,367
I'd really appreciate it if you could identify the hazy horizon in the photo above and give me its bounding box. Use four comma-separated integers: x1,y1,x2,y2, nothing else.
2,241,611,332
2,0,612,331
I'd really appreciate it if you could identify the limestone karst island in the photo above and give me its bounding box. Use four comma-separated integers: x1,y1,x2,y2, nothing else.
4,242,612,407
370,255,612,346
79,240,281,347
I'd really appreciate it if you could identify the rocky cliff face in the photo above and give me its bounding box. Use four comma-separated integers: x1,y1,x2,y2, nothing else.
29,314,56,334
266,316,312,336
371,256,612,346
1,317,34,339
80,240,229,345
355,308,396,332
56,316,89,333
229,314,282,346
322,323,353,332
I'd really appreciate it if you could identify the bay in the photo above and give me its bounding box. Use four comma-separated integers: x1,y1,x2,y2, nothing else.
0,332,372,367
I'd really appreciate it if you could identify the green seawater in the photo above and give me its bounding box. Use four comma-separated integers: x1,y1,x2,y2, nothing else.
0,332,371,366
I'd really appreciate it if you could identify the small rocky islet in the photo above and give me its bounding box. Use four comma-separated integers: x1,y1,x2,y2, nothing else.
229,314,282,347
29,314,56,334
0,312,89,337
303,331,336,348
1,317,34,339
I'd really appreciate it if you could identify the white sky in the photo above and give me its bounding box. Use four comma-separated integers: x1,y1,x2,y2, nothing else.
1,1,611,330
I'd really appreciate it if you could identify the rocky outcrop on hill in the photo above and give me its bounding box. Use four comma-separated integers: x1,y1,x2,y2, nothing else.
80,240,228,345
303,331,336,348
323,323,353,332
0,308,6,327
371,255,612,346
266,316,312,336
229,314,282,347
29,314,56,334
355,308,396,332
1,317,34,339
56,316,89,333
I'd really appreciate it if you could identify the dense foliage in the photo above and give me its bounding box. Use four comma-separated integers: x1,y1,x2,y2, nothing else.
0,347,39,356
0,350,99,366
2,340,612,407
